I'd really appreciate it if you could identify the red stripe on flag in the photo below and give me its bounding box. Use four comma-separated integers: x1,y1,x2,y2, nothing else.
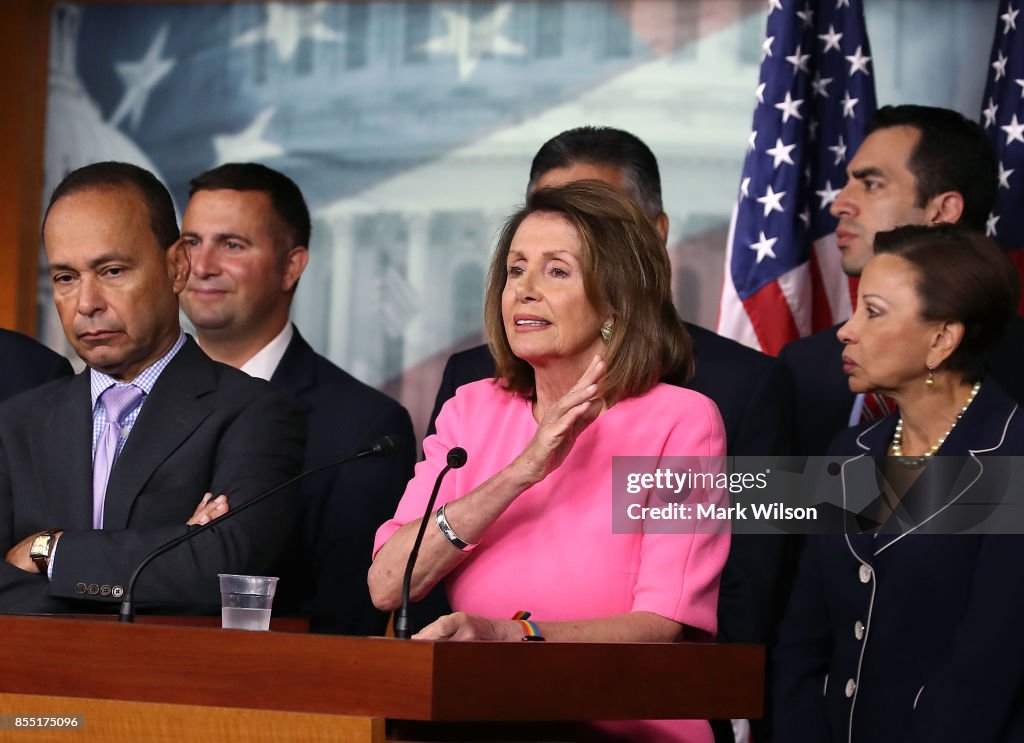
848,275,859,312
1008,247,1024,316
808,250,834,331
742,281,800,357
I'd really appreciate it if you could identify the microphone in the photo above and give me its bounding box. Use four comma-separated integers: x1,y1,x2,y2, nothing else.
118,434,397,623
394,446,468,639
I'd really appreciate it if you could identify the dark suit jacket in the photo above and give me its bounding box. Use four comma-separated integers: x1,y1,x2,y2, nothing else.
779,315,1024,456
0,336,305,614
0,329,72,403
269,329,415,635
773,381,1024,743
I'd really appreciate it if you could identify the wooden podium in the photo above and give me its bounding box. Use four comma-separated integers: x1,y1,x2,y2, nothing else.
0,615,763,741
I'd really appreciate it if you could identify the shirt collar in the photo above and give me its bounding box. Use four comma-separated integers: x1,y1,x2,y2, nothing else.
239,322,294,381
90,330,186,406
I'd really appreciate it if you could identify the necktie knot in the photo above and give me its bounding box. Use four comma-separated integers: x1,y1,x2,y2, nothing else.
100,384,144,426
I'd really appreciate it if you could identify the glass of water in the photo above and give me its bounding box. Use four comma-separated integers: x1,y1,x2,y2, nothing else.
218,574,278,631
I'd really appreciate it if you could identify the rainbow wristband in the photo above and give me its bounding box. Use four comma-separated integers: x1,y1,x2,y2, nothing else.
512,610,545,641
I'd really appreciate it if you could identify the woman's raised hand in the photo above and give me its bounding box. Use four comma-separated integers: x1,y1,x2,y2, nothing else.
513,354,605,486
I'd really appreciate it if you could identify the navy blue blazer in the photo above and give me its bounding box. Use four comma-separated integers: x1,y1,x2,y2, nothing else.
269,328,415,635
772,380,1024,743
0,329,72,403
779,316,1024,456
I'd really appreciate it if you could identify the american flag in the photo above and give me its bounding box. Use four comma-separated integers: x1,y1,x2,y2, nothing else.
718,0,877,355
982,0,1024,314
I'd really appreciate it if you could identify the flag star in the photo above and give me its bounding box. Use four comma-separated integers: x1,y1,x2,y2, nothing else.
836,0,850,7
233,3,344,63
799,207,811,227
786,45,811,74
818,25,843,53
762,36,776,61
213,107,285,164
109,26,176,130
748,130,758,152
804,165,813,184
423,4,525,81
983,97,1000,128
740,177,751,198
993,51,1008,81
756,82,766,104
828,136,847,165
999,162,1014,189
841,91,859,118
816,180,841,209
768,0,783,12
986,212,1000,237
1002,114,1024,145
811,73,833,98
796,5,814,28
749,231,779,264
1017,79,1024,98
845,45,872,76
757,185,787,217
1002,5,1019,33
774,91,804,122
809,119,819,142
766,137,797,168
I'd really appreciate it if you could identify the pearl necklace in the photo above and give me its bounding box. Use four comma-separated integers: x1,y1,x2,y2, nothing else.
889,381,981,468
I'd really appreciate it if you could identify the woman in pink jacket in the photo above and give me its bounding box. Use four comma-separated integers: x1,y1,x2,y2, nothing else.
370,181,729,743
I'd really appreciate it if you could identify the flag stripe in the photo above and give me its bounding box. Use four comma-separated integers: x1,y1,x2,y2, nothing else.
718,0,877,354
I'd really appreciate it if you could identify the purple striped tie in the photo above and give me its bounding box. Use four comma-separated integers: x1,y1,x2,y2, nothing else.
93,385,144,529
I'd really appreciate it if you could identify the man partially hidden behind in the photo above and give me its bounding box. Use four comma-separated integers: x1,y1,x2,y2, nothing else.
0,161,304,614
179,163,415,635
0,329,72,403
779,105,1024,455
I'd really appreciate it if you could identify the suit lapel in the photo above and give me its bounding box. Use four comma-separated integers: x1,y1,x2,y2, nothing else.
30,372,94,529
102,338,217,528
270,329,315,414
870,381,1016,554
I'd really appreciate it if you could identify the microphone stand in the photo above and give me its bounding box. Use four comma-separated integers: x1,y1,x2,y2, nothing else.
394,447,467,639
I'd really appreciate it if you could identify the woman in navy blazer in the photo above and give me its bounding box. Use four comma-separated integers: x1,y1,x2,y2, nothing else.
772,225,1024,743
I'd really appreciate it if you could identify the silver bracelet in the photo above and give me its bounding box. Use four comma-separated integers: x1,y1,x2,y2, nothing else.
435,503,478,552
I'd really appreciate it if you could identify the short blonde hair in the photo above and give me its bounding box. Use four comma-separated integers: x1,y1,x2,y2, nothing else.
484,181,693,406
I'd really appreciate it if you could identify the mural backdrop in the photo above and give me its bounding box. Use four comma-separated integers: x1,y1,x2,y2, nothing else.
41,0,997,437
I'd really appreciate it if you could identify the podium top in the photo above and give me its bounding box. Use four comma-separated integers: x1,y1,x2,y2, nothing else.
0,615,763,720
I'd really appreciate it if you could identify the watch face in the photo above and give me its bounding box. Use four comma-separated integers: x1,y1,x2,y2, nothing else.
30,535,51,559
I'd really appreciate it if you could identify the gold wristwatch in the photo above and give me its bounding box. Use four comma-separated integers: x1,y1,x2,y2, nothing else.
29,531,57,573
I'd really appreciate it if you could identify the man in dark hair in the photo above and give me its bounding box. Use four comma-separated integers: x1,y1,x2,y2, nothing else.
424,127,798,741
0,161,304,614
180,162,414,635
779,104,1024,455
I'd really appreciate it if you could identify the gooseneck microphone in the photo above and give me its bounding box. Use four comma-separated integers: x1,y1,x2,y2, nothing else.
118,435,397,623
394,446,468,639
